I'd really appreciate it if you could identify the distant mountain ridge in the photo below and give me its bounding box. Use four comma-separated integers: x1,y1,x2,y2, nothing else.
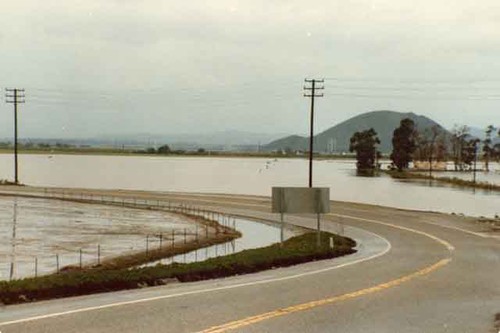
264,110,448,153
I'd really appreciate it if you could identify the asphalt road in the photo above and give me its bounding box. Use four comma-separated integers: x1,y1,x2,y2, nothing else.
0,188,499,333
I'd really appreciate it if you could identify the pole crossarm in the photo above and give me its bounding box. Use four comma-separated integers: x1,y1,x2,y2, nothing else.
304,87,324,90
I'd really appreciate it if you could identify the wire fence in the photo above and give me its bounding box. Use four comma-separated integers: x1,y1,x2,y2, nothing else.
1,189,239,281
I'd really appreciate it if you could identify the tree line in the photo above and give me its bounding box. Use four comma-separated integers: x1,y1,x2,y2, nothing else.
349,119,500,175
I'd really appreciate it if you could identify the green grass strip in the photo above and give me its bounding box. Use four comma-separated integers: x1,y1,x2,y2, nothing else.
0,232,356,305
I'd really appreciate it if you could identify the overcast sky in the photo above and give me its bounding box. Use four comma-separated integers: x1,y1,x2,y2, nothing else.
1,0,499,140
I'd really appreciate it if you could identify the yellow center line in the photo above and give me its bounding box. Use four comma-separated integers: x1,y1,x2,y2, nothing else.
194,200,456,333
197,258,452,333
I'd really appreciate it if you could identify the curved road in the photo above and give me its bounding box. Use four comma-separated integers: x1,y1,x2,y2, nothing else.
0,189,499,332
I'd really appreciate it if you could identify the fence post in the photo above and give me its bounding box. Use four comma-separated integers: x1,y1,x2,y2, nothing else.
172,230,175,248
159,233,163,249
56,254,60,273
195,226,198,243
35,257,38,278
97,244,101,265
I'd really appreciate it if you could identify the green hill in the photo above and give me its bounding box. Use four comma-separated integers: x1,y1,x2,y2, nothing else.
264,110,448,153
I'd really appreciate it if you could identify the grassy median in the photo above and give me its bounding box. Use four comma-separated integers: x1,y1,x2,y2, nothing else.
0,232,356,305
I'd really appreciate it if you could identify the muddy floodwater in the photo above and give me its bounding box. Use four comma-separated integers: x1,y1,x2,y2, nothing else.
0,194,297,280
0,196,196,280
0,154,498,217
0,154,498,280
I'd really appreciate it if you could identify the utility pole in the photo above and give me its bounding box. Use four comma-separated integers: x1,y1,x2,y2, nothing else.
5,88,25,184
304,79,324,188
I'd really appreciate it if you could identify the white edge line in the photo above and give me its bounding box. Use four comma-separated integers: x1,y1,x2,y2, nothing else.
419,221,493,239
329,213,456,252
0,228,391,327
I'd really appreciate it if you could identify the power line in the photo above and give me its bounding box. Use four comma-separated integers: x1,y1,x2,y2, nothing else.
323,77,500,84
326,84,500,92
320,92,500,101
5,88,25,184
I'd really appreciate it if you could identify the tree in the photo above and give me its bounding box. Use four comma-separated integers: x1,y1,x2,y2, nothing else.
493,128,500,162
461,138,479,169
157,145,171,154
390,118,417,171
414,125,445,176
349,128,380,176
450,125,470,171
483,125,496,172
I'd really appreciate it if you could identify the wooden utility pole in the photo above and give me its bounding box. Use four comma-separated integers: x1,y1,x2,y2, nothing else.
5,88,25,184
304,79,324,188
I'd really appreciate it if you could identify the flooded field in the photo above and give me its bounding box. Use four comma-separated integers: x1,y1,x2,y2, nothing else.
418,170,500,184
411,161,500,184
0,154,497,217
0,193,298,280
0,154,498,280
0,196,196,280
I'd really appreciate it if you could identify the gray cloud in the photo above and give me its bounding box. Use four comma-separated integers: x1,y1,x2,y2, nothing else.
1,0,499,140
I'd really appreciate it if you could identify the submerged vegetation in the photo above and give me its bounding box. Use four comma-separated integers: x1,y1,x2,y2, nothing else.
385,170,500,192
349,128,381,176
0,232,356,305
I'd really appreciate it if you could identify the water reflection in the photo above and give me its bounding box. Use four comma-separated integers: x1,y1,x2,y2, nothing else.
147,218,295,266
0,196,202,281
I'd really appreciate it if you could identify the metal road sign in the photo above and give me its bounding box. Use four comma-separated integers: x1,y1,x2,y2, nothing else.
271,187,330,214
